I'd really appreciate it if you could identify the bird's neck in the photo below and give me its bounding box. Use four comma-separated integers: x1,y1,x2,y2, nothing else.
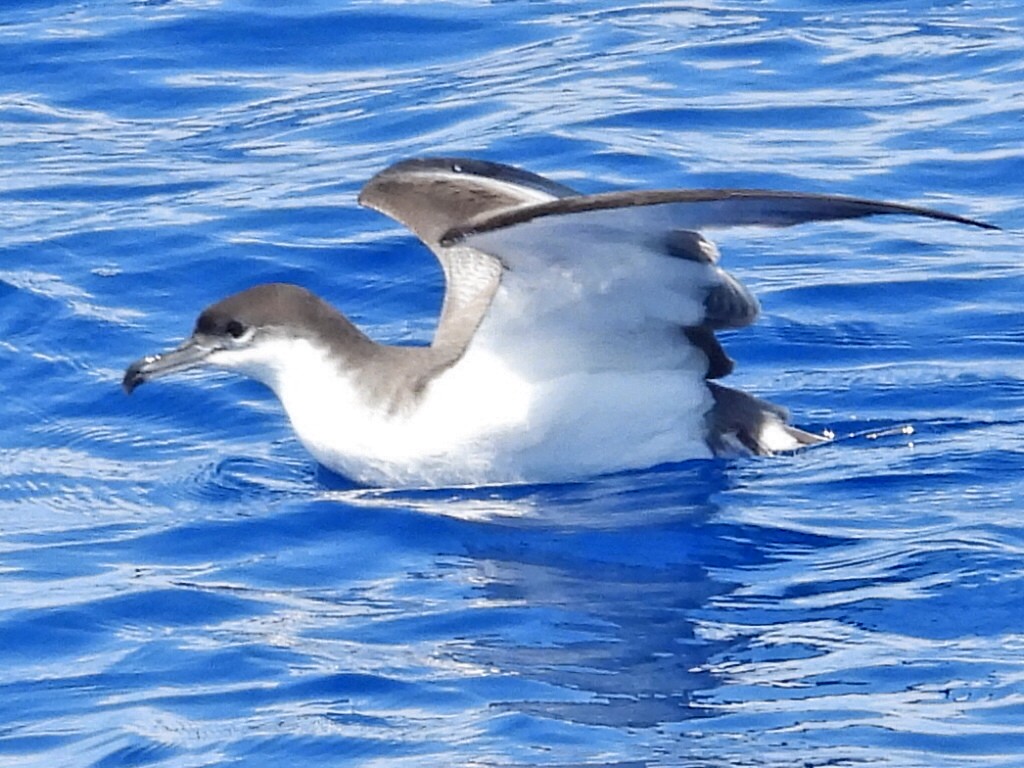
264,330,454,419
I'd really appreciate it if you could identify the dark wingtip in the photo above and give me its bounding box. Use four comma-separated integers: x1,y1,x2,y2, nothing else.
972,218,1001,231
937,208,1000,231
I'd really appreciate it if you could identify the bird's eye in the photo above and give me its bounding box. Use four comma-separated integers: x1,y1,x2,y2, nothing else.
226,319,246,339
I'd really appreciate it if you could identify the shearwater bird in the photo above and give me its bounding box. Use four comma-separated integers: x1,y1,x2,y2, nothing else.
123,157,995,487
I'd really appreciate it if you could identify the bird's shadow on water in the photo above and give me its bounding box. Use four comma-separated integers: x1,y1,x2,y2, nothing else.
297,458,851,731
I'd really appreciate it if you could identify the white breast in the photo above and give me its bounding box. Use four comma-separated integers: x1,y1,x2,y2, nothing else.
255,329,711,488
257,336,524,486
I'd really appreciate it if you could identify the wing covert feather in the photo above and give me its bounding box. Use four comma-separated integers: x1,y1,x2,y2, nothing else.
358,157,578,356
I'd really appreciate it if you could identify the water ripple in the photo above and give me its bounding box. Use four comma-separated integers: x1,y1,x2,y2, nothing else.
1,1,1023,766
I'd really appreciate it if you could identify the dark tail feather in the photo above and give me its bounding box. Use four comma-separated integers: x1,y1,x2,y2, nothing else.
707,382,830,456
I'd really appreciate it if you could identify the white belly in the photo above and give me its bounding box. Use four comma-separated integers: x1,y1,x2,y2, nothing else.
273,339,712,488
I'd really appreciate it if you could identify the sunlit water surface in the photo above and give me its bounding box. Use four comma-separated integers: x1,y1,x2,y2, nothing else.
2,1,1023,766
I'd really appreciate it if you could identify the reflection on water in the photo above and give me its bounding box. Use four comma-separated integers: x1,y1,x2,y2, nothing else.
324,466,732,728
317,467,848,740
455,545,727,727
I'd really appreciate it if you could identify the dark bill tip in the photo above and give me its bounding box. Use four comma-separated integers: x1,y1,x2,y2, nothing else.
122,337,214,395
122,359,148,394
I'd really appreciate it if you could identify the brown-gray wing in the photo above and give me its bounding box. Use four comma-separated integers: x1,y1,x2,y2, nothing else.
358,157,578,356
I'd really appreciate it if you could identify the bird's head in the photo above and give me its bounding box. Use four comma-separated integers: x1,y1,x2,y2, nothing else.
123,283,371,393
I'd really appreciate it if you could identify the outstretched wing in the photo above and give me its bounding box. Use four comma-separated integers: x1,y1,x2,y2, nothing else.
360,157,993,385
443,187,996,243
359,157,577,357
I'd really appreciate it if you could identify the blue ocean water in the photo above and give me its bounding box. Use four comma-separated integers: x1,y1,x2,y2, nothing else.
2,1,1023,765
